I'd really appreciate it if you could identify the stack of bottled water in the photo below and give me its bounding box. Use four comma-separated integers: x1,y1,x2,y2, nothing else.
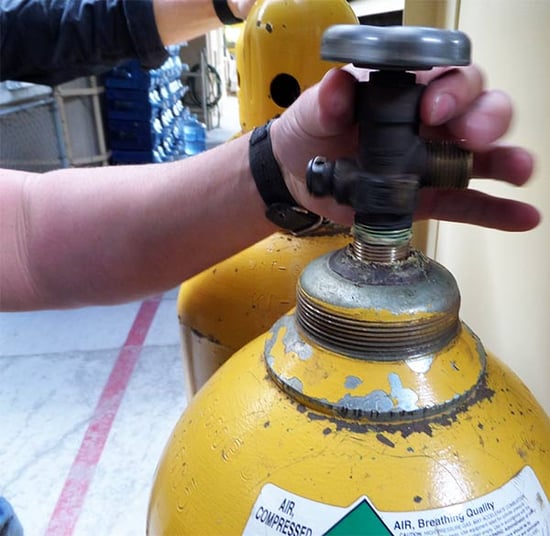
103,45,206,164
182,110,207,156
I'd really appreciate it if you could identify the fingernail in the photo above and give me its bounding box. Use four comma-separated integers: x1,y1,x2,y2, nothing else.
430,93,456,125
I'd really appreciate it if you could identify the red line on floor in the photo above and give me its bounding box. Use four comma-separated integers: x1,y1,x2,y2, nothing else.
45,296,162,536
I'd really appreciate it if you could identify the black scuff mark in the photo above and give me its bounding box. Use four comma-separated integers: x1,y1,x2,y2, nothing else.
190,327,221,345
376,433,395,448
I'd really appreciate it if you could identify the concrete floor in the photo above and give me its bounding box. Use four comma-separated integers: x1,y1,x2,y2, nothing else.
0,96,240,536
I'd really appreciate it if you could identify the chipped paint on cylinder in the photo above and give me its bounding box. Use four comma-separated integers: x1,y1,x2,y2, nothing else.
265,312,485,420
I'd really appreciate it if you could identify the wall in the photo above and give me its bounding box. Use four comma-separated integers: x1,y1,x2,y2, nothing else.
405,0,550,413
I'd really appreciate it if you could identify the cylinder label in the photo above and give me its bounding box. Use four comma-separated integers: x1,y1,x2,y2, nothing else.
243,466,549,535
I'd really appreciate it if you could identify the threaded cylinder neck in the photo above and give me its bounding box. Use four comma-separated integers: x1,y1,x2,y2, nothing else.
294,248,462,361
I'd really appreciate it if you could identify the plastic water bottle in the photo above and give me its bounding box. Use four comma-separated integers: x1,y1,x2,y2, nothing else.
183,114,206,156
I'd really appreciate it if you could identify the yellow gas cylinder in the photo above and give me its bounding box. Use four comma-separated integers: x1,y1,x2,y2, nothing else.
151,21,550,534
236,0,358,132
149,233,550,534
177,0,358,400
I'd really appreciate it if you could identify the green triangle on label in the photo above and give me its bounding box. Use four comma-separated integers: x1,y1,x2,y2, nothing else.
324,499,393,536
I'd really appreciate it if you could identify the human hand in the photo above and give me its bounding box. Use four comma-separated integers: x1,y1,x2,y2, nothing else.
271,65,540,231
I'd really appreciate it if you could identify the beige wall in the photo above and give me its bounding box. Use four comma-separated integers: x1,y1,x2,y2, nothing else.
405,0,550,413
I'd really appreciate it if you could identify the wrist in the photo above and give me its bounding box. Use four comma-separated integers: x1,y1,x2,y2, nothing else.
249,120,323,235
270,118,315,212
268,119,298,202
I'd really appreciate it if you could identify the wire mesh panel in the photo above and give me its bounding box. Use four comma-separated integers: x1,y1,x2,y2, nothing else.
0,77,109,172
0,98,66,172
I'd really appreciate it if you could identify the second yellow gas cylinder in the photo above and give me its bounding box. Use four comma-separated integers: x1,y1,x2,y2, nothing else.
236,0,358,131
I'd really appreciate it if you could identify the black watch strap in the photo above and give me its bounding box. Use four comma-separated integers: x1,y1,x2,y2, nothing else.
249,121,323,236
213,0,243,25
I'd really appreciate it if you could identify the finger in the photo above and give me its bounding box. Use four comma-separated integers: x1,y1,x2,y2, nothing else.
472,146,534,186
415,189,541,231
450,91,512,151
419,65,484,126
421,91,512,151
421,90,513,152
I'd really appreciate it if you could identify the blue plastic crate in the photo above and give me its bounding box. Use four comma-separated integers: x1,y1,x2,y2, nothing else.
111,147,185,165
110,149,155,164
106,119,162,150
103,60,152,90
105,87,155,121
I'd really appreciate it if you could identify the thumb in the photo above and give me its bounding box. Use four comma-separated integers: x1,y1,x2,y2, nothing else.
273,68,358,178
289,67,357,139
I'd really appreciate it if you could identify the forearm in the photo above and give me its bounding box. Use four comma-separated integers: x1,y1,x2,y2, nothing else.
1,64,537,311
153,0,246,46
0,134,275,311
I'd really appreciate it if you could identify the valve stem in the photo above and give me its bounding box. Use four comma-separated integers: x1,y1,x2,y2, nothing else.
352,224,412,263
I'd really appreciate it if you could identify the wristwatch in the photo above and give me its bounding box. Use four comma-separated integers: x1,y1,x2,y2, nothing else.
249,121,324,235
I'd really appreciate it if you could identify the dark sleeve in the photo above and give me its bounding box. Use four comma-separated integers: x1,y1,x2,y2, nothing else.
0,0,169,86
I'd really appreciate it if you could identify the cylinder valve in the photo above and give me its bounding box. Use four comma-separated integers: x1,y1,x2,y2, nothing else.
307,25,473,260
